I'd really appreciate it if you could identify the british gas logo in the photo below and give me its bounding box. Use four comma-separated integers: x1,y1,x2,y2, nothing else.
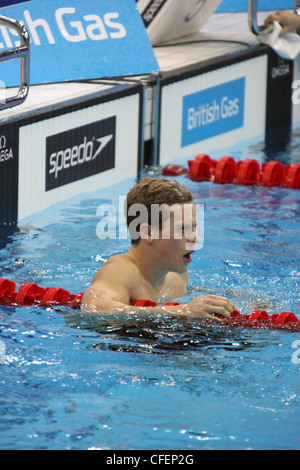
45,117,116,191
1,0,159,84
181,78,245,147
0,7,126,48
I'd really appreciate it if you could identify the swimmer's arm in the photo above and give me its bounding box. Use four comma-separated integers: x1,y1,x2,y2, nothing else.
82,289,234,320
81,280,131,314
82,278,234,320
81,261,136,314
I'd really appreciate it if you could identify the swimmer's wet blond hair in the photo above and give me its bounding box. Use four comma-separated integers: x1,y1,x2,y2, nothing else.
126,177,193,245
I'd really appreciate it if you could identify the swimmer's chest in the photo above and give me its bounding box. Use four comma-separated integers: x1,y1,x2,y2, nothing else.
130,272,187,303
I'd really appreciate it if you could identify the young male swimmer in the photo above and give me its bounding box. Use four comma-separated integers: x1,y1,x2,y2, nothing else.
82,177,235,319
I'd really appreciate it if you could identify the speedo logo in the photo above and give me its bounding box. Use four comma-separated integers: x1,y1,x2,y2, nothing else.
46,116,116,191
141,0,167,27
49,134,113,179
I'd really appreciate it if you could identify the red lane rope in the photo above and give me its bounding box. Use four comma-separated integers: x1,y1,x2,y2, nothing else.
1,279,299,331
162,156,300,189
131,300,300,332
0,278,83,308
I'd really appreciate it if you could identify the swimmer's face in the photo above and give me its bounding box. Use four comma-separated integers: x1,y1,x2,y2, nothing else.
153,203,200,273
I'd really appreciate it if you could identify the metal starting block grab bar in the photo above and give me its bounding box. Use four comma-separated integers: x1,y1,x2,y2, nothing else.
0,14,30,110
249,0,300,35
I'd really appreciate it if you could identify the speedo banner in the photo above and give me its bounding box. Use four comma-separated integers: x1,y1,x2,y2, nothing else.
0,0,159,85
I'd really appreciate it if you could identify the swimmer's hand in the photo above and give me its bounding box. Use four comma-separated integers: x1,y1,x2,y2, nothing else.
168,295,235,320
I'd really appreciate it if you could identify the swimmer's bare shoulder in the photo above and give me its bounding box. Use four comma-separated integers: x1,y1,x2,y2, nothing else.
81,254,141,313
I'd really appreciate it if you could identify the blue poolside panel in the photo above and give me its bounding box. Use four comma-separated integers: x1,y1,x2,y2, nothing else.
216,0,294,12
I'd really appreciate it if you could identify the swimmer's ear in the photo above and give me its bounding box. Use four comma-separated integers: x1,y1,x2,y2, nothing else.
140,223,153,243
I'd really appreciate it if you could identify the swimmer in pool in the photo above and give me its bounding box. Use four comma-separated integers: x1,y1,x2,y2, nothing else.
265,10,300,36
82,177,235,319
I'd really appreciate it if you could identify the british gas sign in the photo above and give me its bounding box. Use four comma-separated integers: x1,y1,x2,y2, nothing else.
1,0,159,84
181,78,245,147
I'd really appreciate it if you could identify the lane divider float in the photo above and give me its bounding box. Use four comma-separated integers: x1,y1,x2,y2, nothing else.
0,278,83,308
162,156,300,189
131,300,300,332
1,279,298,332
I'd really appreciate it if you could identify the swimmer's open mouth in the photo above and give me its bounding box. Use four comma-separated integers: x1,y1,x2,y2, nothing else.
183,251,194,262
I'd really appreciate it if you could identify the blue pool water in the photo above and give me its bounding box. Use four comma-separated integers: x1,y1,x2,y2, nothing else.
0,130,300,450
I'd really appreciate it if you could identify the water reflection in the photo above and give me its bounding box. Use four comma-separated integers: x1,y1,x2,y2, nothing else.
65,309,267,356
264,125,292,163
249,125,300,165
0,226,19,250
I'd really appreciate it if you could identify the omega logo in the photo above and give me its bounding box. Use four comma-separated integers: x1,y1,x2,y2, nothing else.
0,134,14,163
0,135,6,149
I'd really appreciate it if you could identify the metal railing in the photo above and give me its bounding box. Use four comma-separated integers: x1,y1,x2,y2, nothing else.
0,14,30,110
249,0,300,35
